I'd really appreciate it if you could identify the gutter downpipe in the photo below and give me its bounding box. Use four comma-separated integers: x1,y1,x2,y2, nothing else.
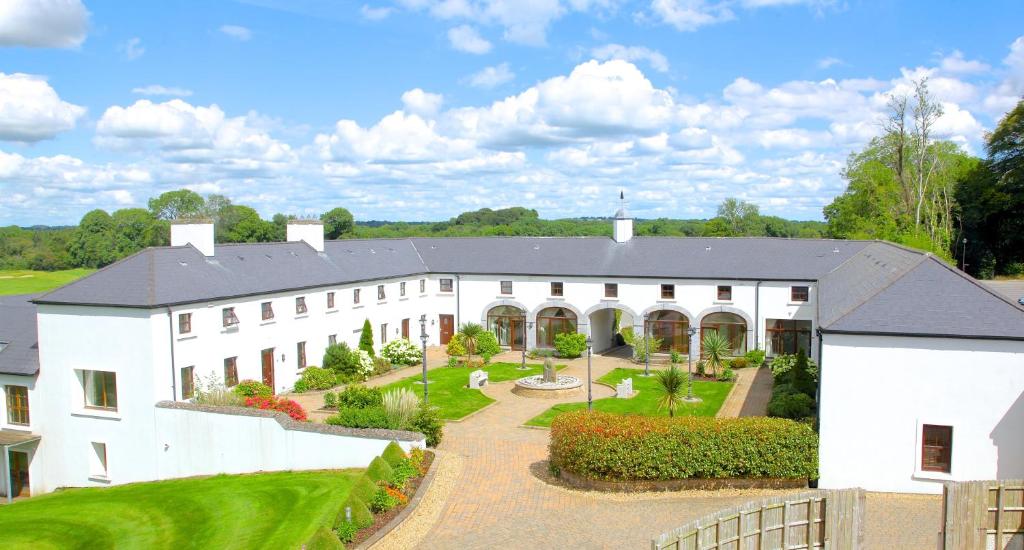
754,281,762,351
455,274,461,329
166,307,178,401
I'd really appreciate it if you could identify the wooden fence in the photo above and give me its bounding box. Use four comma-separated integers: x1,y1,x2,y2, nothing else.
651,489,866,550
941,479,1024,550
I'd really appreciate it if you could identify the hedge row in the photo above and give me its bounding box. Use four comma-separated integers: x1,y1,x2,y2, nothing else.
549,411,817,481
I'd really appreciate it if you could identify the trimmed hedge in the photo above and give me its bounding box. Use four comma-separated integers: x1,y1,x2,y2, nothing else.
550,411,817,481
350,474,378,504
335,494,373,529
381,441,407,467
305,526,343,550
365,456,393,482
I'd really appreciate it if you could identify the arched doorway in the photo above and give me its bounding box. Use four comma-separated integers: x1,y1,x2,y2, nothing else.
700,312,747,356
536,307,577,348
644,310,690,353
587,305,635,354
487,305,525,350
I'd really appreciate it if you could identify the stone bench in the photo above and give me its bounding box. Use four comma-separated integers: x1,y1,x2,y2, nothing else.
469,369,489,389
616,377,633,398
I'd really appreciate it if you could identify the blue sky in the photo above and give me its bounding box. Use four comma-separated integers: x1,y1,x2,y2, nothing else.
1,0,1023,225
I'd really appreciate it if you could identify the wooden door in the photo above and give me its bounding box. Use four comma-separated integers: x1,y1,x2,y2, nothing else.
261,348,275,393
402,318,410,339
9,451,29,498
439,314,454,345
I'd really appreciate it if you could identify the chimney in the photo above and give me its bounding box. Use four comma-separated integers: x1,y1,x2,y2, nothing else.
287,220,325,253
612,191,633,243
171,220,215,256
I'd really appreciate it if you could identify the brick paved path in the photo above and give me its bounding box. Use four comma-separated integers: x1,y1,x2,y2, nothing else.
716,366,773,418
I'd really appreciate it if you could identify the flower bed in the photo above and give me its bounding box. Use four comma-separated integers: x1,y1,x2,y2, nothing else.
549,411,817,482
244,396,308,421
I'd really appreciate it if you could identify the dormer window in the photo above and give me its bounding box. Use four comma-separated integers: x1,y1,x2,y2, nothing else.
222,307,239,327
261,302,274,321
295,296,307,315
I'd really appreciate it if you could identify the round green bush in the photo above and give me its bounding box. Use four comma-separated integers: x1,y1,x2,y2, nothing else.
410,405,443,447
381,441,407,467
326,406,389,429
767,391,815,419
365,456,393,482
233,379,272,398
337,385,383,409
553,332,587,359
293,366,335,393
475,331,501,358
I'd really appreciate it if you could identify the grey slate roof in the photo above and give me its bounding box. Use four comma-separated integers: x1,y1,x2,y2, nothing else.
817,242,927,328
983,280,1024,304
0,294,40,376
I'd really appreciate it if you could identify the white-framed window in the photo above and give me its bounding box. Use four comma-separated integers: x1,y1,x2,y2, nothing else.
328,334,337,346
380,324,388,344
90,441,109,479
5,385,29,426
377,285,386,301
717,285,732,301
440,279,453,292
82,370,118,411
261,302,274,320
295,296,308,315
354,288,361,304
500,280,512,295
223,307,240,327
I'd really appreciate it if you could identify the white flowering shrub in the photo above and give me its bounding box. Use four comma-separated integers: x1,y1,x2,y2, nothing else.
355,349,374,377
382,338,421,365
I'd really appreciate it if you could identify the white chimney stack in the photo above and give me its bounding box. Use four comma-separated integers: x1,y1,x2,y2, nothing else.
612,191,633,243
287,220,325,253
171,220,215,256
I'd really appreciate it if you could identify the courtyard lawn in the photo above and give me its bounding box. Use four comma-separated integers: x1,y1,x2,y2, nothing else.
525,367,733,427
0,269,95,295
0,469,360,549
380,361,564,420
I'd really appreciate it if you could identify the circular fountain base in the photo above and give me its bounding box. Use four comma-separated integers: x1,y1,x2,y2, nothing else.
512,375,584,399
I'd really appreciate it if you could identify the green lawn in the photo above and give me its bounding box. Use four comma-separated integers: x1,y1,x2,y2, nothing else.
0,269,95,295
0,469,360,549
525,367,733,427
381,361,564,420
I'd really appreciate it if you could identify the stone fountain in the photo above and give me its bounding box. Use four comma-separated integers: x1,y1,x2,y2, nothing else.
512,357,583,399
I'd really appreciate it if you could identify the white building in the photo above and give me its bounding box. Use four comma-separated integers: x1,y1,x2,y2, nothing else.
1,209,1022,498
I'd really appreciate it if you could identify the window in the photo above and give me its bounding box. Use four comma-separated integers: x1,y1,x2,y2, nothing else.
921,424,953,473
605,283,618,298
83,370,117,411
700,312,748,356
661,284,675,299
378,285,386,301
297,342,307,369
440,278,453,292
536,307,578,348
791,286,810,302
550,282,563,297
327,292,335,309
419,279,426,293
380,324,388,345
90,442,108,478
328,334,337,346
401,282,407,296
717,285,732,301
224,357,238,387
181,366,195,399
5,385,29,426
500,280,513,295
765,319,812,356
178,313,191,334
646,310,690,353
354,288,361,304
223,307,239,327
295,296,307,315
261,301,274,320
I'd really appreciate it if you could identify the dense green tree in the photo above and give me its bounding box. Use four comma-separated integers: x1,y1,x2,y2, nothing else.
359,319,375,357
321,207,355,239
148,189,205,221
716,198,760,235
69,210,118,268
111,208,161,256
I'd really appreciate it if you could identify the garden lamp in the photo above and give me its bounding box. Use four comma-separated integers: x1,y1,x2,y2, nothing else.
419,314,429,404
586,335,593,411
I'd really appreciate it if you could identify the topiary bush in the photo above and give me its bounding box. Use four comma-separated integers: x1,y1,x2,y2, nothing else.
550,411,818,481
381,441,407,467
233,379,272,398
305,526,343,550
326,406,390,429
476,331,501,358
365,456,393,483
293,366,335,393
410,405,443,447
359,319,375,357
335,493,374,529
553,332,587,358
382,338,421,365
337,385,383,409
349,474,379,504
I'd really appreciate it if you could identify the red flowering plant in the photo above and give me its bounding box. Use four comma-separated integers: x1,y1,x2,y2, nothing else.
244,396,308,422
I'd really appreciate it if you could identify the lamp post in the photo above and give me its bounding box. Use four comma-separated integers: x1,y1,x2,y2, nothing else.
643,313,651,377
518,320,534,370
419,314,429,405
961,238,968,271
586,335,593,411
686,326,698,402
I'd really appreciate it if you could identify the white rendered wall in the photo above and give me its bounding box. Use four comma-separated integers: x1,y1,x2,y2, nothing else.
0,373,39,498
818,333,1024,494
153,406,422,479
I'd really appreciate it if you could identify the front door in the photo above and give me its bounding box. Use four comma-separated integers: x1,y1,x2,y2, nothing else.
9,451,29,498
439,314,454,345
402,318,410,339
510,319,525,351
261,348,275,393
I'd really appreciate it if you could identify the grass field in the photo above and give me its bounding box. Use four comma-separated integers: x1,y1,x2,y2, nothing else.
0,469,360,549
380,361,565,420
0,269,95,295
525,367,733,427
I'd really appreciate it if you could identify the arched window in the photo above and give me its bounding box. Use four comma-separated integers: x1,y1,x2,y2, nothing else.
536,307,577,348
700,312,747,356
487,306,525,350
644,310,690,353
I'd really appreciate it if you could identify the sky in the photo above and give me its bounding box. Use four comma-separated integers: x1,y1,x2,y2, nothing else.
1,0,1023,226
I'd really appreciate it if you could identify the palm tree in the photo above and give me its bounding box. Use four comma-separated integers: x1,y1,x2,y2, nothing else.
655,364,686,417
701,330,732,378
458,323,484,365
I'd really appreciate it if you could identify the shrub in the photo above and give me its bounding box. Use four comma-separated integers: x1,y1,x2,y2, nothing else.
368,486,406,513
729,357,749,369
701,330,731,378
476,331,501,358
381,441,408,467
790,351,816,396
382,338,421,365
334,521,359,544
446,333,467,357
388,460,419,490
769,353,818,382
233,379,272,398
244,396,308,421
410,405,444,447
382,388,420,429
372,356,392,376
623,327,663,363
359,319,375,357
446,356,458,368
323,343,372,381
696,360,706,377
767,390,815,420
745,348,766,367
327,406,389,429
350,474,379,504
305,526,343,550
338,385,383,409
409,447,427,474
366,456,393,483
323,391,338,409
655,364,685,417
527,348,555,359
193,373,243,406
550,411,818,481
293,366,335,393
334,493,373,531
718,366,736,382
457,323,484,360
669,349,682,365
553,332,587,358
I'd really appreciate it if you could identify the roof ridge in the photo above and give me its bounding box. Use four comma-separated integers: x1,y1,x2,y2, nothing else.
820,251,931,329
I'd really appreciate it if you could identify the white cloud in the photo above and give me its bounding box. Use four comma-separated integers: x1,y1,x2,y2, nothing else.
401,88,444,116
360,4,393,20
591,44,670,72
649,0,734,32
219,25,252,41
0,72,86,142
817,56,842,69
120,37,144,60
939,50,990,75
132,85,194,97
983,36,1024,117
448,24,491,54
466,62,515,88
401,0,566,47
0,0,89,48
316,111,476,163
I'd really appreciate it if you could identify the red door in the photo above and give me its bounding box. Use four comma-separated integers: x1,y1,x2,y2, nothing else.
402,318,410,339
439,314,454,345
261,348,275,393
